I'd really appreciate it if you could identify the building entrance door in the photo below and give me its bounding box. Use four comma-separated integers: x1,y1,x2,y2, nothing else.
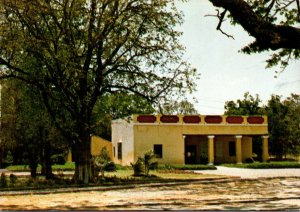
185,145,197,164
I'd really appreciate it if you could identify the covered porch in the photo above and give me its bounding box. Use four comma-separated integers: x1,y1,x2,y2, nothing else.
184,135,269,165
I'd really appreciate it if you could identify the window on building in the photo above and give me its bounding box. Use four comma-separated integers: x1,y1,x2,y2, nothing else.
117,142,122,160
229,141,236,156
153,144,163,158
113,147,116,158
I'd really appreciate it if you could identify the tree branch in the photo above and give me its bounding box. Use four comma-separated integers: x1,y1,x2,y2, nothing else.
209,0,300,50
296,0,300,20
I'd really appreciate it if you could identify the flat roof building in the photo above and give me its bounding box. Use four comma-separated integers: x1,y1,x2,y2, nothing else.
112,115,269,166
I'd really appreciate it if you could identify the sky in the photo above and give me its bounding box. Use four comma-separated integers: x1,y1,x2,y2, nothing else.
176,0,300,114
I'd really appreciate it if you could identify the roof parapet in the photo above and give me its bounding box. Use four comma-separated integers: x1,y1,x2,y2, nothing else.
133,114,268,125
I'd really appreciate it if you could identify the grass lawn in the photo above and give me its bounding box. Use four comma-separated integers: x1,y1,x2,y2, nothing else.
6,163,215,172
106,169,221,180
0,168,224,192
5,162,76,172
221,161,300,169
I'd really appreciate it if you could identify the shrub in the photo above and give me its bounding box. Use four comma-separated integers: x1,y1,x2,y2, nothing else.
9,174,17,185
104,161,117,172
115,164,130,170
143,150,157,176
51,154,66,165
131,157,144,176
245,157,255,163
4,151,13,165
131,150,158,176
26,178,34,187
222,161,300,169
94,147,116,178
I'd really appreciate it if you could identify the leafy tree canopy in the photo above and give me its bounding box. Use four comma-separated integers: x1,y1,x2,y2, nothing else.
0,0,197,183
224,92,264,115
0,79,67,177
209,0,300,73
92,93,155,140
161,99,198,115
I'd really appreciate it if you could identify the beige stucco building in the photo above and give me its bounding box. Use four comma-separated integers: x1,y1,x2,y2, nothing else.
112,115,269,166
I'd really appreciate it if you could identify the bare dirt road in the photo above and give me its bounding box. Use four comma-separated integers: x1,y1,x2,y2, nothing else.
1,177,300,210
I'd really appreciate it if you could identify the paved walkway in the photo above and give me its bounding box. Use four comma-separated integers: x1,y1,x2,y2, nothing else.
195,166,300,179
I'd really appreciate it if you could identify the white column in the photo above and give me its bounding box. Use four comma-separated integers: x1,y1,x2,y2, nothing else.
262,135,269,162
235,135,242,164
207,135,215,165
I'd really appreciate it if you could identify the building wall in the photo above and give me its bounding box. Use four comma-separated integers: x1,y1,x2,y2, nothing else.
91,136,113,159
111,115,268,165
134,125,184,164
66,136,112,162
111,119,134,166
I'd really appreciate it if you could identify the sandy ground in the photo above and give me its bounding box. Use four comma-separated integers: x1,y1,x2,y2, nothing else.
1,167,300,210
0,177,300,210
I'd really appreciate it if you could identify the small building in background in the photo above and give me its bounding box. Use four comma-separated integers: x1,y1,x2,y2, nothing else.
111,114,269,166
67,136,113,162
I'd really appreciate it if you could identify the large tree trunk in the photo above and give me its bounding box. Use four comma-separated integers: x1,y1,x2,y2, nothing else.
42,140,53,180
72,133,93,184
40,127,53,180
29,160,38,178
29,140,39,178
0,148,3,168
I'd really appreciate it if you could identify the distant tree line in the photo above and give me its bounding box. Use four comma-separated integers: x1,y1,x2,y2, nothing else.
225,92,300,160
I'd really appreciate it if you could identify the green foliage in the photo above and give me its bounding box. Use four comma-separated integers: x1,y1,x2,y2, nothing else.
114,164,131,171
92,93,156,140
0,80,68,178
131,158,145,176
283,94,300,156
224,92,264,115
161,99,198,115
244,0,300,71
4,151,13,165
160,164,217,170
264,94,300,159
0,0,197,183
9,174,17,185
51,154,67,165
266,95,289,159
103,162,117,172
224,92,300,159
211,0,300,72
52,163,76,171
6,162,76,172
6,165,39,172
143,150,158,176
131,150,158,176
94,147,116,178
222,161,300,169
